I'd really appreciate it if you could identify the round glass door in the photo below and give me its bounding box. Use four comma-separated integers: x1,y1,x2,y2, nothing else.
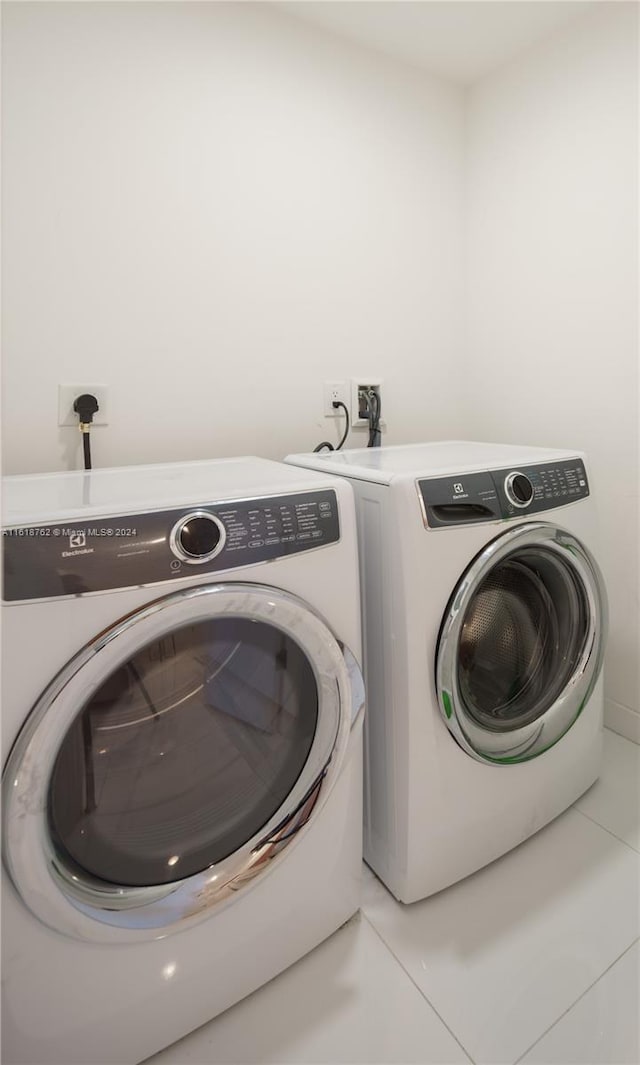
49,618,319,888
3,584,363,942
436,524,607,764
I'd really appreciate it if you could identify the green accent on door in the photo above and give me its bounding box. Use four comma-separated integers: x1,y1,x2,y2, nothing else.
442,690,453,719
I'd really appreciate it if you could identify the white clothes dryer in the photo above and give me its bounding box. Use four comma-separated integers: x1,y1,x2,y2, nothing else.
1,457,364,1064
286,442,607,903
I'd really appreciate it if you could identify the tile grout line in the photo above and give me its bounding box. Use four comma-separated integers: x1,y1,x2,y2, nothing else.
512,936,640,1065
572,804,640,855
360,910,477,1065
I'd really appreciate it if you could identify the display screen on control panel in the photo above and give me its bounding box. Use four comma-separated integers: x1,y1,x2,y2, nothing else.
418,459,588,528
3,489,340,601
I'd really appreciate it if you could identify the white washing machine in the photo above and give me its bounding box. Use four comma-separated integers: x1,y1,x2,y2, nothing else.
286,442,607,903
1,457,364,1064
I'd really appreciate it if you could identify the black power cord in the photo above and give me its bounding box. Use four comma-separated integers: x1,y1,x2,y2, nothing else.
334,401,350,449
313,400,350,453
73,393,99,470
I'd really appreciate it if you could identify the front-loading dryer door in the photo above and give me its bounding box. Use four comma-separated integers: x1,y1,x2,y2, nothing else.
2,583,364,942
436,523,607,764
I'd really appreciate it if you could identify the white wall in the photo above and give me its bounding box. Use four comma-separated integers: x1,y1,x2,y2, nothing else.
466,3,639,739
1,1,465,473
3,2,637,739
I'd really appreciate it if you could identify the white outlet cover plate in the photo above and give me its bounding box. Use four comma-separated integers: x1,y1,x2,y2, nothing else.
58,385,109,427
323,380,350,417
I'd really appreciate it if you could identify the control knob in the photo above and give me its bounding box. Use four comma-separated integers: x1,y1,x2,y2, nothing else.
170,511,225,564
504,472,534,508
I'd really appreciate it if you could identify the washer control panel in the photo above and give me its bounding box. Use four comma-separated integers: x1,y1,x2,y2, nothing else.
418,459,589,528
3,489,340,601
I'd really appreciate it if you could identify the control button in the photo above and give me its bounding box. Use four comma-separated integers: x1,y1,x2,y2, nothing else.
170,511,225,565
170,559,182,571
248,539,264,548
505,472,534,508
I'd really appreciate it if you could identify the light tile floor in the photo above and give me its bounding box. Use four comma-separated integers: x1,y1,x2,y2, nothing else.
147,729,640,1065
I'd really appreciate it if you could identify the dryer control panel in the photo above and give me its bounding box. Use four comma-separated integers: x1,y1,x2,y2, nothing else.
418,458,589,529
3,489,340,601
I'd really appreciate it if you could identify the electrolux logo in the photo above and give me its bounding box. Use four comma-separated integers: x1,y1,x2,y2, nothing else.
61,529,94,558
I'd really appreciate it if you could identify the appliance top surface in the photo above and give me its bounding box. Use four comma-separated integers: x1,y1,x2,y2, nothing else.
2,457,338,525
286,440,582,484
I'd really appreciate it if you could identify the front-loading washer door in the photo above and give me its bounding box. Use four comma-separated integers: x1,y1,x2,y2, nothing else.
436,523,607,764
2,583,364,942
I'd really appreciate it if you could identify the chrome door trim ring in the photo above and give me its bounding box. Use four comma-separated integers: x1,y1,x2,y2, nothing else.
2,583,363,942
436,523,607,764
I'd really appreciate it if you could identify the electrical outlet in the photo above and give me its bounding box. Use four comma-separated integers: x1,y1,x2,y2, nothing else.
351,379,382,428
58,384,109,427
323,380,350,417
